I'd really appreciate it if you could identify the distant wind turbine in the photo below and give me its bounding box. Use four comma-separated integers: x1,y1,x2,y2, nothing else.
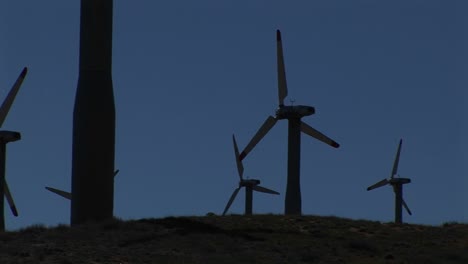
367,139,412,224
222,135,279,216
0,67,28,231
239,30,340,215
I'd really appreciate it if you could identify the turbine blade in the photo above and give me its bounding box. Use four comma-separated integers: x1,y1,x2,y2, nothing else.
45,187,72,200
4,181,18,217
222,187,241,216
300,122,340,148
391,139,403,178
252,185,280,195
402,198,412,215
239,116,277,160
232,134,244,180
114,169,119,177
277,30,288,106
0,67,28,127
367,178,389,191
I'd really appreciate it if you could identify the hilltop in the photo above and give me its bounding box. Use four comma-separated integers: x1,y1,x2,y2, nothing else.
0,215,467,264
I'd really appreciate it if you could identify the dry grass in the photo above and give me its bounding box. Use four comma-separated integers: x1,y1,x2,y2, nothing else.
0,215,467,263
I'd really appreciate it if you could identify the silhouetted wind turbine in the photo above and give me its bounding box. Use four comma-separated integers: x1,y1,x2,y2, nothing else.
367,139,412,224
239,30,339,215
222,135,279,216
46,170,119,200
0,67,27,231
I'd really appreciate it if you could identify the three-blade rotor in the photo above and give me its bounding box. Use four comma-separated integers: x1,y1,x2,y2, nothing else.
367,139,412,216
239,30,339,161
367,139,404,191
0,67,28,217
222,135,279,216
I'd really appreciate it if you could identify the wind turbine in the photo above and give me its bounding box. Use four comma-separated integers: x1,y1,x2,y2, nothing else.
46,170,119,200
238,30,340,215
0,67,28,231
222,135,279,216
367,139,412,224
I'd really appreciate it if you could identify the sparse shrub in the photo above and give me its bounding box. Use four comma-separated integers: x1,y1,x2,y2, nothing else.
442,221,460,227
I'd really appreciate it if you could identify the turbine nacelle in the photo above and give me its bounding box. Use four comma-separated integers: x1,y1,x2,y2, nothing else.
240,179,261,187
0,131,21,143
275,105,315,119
389,178,411,185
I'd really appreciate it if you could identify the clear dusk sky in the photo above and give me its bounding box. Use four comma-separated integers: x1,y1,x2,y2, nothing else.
1,0,467,230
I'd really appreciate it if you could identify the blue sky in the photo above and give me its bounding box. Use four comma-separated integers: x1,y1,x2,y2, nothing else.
1,1,466,230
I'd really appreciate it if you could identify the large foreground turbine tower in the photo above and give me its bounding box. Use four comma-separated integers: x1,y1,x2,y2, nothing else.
71,0,116,225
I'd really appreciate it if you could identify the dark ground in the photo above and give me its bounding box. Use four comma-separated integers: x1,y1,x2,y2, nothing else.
0,215,467,264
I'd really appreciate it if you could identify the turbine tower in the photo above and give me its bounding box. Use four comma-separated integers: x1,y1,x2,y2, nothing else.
0,67,27,231
239,30,340,215
71,0,116,225
367,139,412,224
222,135,279,216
